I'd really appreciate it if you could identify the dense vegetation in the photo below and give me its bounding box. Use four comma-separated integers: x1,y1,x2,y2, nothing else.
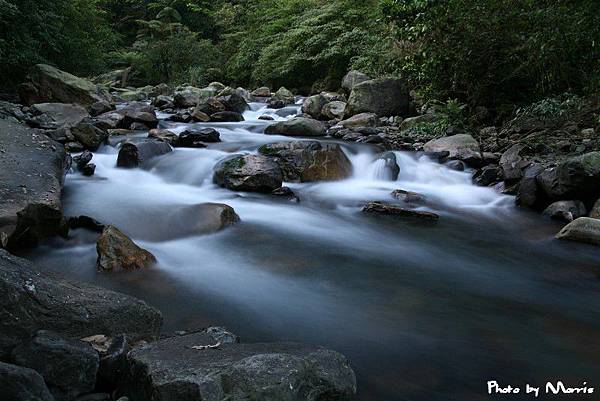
1,0,599,109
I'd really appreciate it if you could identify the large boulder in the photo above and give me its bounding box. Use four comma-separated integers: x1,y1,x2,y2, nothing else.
210,111,245,122
217,93,249,114
19,64,111,107
423,134,482,165
12,330,99,401
499,144,530,183
93,111,126,131
259,141,352,182
71,122,108,150
121,331,356,401
116,140,172,168
0,120,68,249
0,361,55,401
251,87,271,97
265,117,326,137
542,200,587,222
537,152,600,203
173,86,210,108
28,103,90,129
272,87,295,105
0,249,162,358
214,155,283,193
516,163,544,208
177,128,221,148
341,70,371,93
346,78,410,117
96,225,156,272
555,217,600,246
301,95,329,119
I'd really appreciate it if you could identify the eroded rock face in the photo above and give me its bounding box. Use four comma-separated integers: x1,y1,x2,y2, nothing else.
214,155,283,193
264,117,326,137
0,361,55,401
116,140,172,168
346,78,410,117
12,330,99,401
0,249,162,357
96,225,156,272
259,141,352,182
423,134,481,166
0,120,68,249
19,64,111,106
121,332,356,401
556,217,600,246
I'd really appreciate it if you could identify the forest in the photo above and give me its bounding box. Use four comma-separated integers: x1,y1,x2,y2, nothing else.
2,0,599,111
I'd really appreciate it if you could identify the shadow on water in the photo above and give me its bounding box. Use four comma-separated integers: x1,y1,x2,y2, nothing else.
23,103,600,401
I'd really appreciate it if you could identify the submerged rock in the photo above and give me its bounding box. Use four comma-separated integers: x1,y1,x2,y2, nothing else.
116,140,172,168
12,330,99,401
362,201,439,221
0,249,162,357
0,120,68,249
272,187,300,203
346,78,409,117
214,154,283,193
163,203,240,239
121,331,356,401
0,361,54,401
391,190,426,204
96,226,157,272
556,217,600,246
264,117,326,137
259,141,352,182
543,200,587,222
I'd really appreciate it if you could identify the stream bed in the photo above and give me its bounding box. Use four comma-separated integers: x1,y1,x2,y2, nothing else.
25,102,600,400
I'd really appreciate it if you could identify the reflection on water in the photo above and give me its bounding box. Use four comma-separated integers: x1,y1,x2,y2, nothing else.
25,103,600,401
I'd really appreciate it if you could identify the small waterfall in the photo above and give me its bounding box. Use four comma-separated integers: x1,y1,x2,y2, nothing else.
367,158,395,181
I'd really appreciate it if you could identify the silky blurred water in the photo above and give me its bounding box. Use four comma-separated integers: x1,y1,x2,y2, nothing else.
25,103,600,401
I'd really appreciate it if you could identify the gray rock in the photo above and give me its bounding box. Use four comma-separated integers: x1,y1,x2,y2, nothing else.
12,330,99,401
265,117,326,137
152,95,174,110
321,101,347,120
423,134,481,165
210,111,244,122
589,199,600,219
543,201,587,222
148,129,178,146
0,361,55,401
214,155,283,193
0,120,68,249
445,160,465,171
117,140,172,168
0,249,162,358
346,78,410,117
272,87,295,105
217,93,249,114
473,165,502,186
121,332,356,401
339,112,378,129
96,225,156,272
251,87,271,97
516,163,544,208
93,111,126,131
72,122,108,150
29,103,90,129
173,87,204,108
391,190,426,204
537,152,600,203
89,100,114,117
556,217,600,246
500,144,530,183
158,203,240,240
362,201,439,220
117,102,158,129
259,141,352,182
301,95,329,119
341,70,371,93
178,128,221,147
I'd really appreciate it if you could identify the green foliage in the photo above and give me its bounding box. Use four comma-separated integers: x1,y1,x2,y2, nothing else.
380,0,600,107
515,94,584,121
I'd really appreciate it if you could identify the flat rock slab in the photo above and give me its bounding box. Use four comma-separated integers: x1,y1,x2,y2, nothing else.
122,332,356,401
0,249,162,358
0,119,68,248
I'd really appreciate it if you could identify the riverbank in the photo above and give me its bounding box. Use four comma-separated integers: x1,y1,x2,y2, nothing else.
1,65,599,400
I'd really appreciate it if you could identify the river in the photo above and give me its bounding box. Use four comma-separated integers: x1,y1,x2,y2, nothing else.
25,101,600,400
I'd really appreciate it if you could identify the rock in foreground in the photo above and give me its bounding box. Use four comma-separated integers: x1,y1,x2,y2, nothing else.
0,120,68,249
214,155,283,193
121,331,356,401
555,217,600,246
96,225,156,272
362,201,439,221
0,250,162,358
0,361,54,401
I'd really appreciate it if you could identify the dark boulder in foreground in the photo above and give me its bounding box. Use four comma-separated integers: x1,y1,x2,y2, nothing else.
0,120,69,249
96,225,156,272
0,249,162,358
214,154,283,193
12,330,99,401
265,117,327,137
259,141,352,182
121,331,356,401
362,201,439,221
116,140,172,168
177,128,221,148
0,361,55,401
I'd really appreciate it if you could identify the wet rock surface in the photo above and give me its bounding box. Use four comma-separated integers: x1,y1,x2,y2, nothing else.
117,140,172,168
96,225,157,272
214,154,283,193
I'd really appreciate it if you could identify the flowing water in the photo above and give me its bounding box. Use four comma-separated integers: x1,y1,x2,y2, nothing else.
25,102,600,400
